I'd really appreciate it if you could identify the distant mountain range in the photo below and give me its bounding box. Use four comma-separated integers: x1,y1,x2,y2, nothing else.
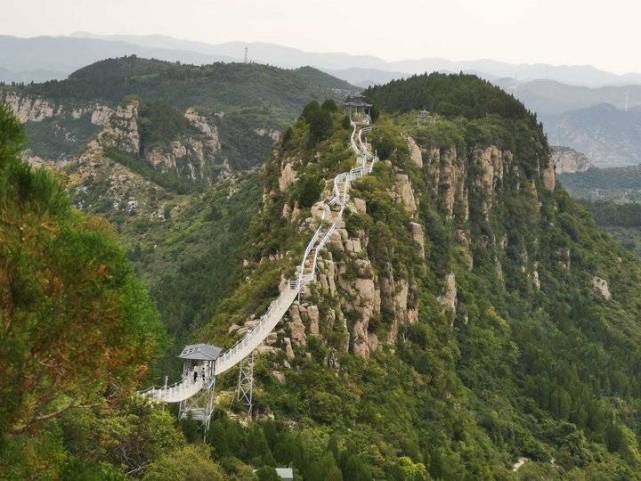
543,104,641,167
492,80,641,167
4,33,641,167
496,79,641,116
68,33,641,88
0,35,233,83
2,33,641,89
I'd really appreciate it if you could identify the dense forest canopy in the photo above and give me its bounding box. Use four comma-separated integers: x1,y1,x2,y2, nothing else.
0,105,174,478
12,57,355,118
365,72,537,123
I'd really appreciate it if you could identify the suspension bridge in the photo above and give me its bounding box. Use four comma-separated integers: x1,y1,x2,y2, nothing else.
140,107,377,431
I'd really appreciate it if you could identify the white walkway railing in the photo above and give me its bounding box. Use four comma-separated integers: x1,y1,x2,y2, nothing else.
142,115,377,401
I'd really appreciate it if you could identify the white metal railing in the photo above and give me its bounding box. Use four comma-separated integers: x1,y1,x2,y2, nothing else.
142,376,206,403
142,116,377,400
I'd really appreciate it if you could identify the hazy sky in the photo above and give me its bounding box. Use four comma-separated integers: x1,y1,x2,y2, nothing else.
3,0,640,73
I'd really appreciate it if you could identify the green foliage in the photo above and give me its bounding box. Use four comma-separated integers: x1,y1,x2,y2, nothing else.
559,166,641,203
365,72,535,122
367,116,409,160
256,466,281,481
0,105,171,479
581,200,641,228
104,147,193,194
292,168,323,208
218,110,282,170
25,115,100,160
143,445,224,481
4,56,357,195
321,99,338,112
19,57,354,123
133,174,262,338
139,101,196,151
197,73,641,481
8,66,641,481
301,101,333,147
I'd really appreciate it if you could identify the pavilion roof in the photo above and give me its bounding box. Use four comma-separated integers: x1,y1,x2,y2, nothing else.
178,343,223,361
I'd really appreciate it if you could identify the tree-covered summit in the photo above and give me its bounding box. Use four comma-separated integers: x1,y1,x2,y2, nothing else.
14,56,357,118
365,72,536,123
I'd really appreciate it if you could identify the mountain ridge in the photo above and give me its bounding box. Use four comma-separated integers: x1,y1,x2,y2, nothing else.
189,73,641,480
4,34,641,88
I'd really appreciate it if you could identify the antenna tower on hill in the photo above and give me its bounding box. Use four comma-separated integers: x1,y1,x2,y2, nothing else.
244,46,248,64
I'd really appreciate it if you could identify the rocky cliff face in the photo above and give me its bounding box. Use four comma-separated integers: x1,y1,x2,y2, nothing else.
552,145,593,173
235,116,558,362
202,79,641,478
0,91,251,228
3,91,59,122
98,101,141,154
143,108,229,182
420,140,554,222
1,91,230,185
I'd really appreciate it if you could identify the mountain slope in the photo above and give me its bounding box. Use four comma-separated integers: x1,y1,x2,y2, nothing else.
7,34,641,88
559,164,641,202
497,79,641,116
544,104,641,167
1,57,357,193
189,74,641,480
0,35,233,79
0,104,178,478
68,33,641,87
0,57,356,350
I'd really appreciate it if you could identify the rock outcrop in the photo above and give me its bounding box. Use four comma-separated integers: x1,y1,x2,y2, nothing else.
98,101,141,154
592,276,612,300
2,90,242,189
269,150,421,359
2,92,58,122
542,158,556,192
406,135,423,168
427,146,465,218
474,146,508,215
279,163,297,193
552,146,593,174
438,273,457,315
394,174,418,216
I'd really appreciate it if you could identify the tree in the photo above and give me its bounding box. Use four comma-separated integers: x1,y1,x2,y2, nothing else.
321,99,337,112
143,445,224,481
256,466,281,481
0,105,164,474
246,424,276,465
294,172,323,208
301,101,333,146
340,455,372,481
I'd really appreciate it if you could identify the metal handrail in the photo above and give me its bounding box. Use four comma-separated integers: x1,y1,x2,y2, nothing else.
142,116,378,397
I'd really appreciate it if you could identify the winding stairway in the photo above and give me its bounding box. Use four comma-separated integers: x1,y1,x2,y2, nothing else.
141,115,377,404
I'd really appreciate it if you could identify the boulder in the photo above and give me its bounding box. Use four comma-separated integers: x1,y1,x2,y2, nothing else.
592,276,612,300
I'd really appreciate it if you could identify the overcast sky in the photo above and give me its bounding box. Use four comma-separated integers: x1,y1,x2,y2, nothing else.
2,0,639,74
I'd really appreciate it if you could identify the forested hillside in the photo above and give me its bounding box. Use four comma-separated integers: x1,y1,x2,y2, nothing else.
1,57,357,192
558,167,641,255
559,165,641,202
0,58,353,354
183,73,641,480
0,105,220,479
6,70,641,481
